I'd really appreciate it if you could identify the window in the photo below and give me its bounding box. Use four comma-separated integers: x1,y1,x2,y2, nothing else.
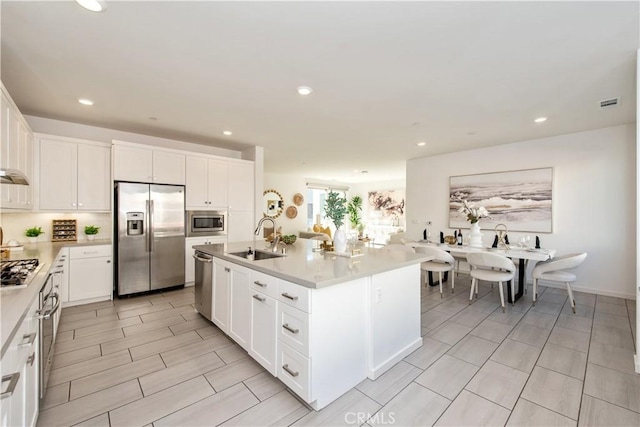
305,184,348,229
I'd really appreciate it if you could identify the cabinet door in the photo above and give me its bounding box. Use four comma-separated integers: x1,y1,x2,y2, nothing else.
228,162,254,212
250,291,277,375
5,102,21,208
69,257,112,301
207,159,228,208
39,138,78,210
229,266,251,350
18,123,33,209
185,237,210,285
56,249,70,304
185,156,209,209
113,145,153,183
228,211,254,243
153,151,185,185
212,259,230,332
77,143,110,211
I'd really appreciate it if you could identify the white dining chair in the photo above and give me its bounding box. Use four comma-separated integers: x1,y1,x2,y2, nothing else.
415,246,455,297
532,253,587,313
466,252,516,312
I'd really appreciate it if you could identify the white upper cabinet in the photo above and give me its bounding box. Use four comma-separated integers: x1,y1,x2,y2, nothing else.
38,136,111,212
1,84,34,210
113,142,185,185
228,161,254,212
185,155,253,212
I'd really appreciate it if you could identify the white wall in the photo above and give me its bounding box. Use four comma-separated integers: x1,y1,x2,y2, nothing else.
407,124,636,299
263,173,309,235
25,115,242,159
0,212,111,243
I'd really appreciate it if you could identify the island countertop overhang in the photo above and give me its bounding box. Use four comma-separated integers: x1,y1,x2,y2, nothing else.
192,238,432,289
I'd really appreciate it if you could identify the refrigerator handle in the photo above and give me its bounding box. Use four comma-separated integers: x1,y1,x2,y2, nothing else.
149,199,155,252
145,200,150,253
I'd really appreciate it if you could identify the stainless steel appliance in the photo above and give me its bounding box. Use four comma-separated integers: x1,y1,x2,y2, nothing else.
0,259,41,288
115,182,185,296
39,270,61,398
193,250,213,321
186,210,227,237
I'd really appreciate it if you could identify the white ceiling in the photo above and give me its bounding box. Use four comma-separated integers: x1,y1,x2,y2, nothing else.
1,1,638,183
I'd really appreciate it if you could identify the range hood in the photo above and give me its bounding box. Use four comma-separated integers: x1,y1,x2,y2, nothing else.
0,169,30,185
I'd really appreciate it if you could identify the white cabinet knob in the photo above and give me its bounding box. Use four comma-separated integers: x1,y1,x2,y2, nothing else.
78,202,83,207
71,202,76,207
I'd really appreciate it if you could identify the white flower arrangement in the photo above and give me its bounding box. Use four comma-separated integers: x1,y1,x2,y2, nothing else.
457,199,490,224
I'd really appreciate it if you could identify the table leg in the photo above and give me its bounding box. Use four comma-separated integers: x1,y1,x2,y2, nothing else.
507,258,526,303
428,271,449,287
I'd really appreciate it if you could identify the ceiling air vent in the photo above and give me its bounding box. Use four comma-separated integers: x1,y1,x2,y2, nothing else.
599,97,619,108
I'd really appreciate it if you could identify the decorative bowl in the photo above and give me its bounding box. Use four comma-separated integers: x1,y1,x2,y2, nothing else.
282,234,297,245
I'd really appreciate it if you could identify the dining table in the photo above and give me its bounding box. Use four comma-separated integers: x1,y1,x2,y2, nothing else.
409,241,556,303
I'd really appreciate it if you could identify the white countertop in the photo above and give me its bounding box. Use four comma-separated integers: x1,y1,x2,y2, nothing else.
193,238,431,289
0,239,111,358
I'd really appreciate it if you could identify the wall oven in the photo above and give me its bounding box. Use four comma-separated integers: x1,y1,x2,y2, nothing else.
186,210,227,237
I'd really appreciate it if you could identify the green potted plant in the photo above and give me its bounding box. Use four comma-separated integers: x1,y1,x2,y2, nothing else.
84,225,100,241
347,195,363,237
324,191,348,252
25,226,44,243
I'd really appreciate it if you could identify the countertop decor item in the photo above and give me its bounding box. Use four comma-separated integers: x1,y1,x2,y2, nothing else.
324,191,348,253
293,193,304,206
281,234,297,245
84,225,100,241
347,195,364,237
25,226,44,243
286,206,298,219
52,220,77,242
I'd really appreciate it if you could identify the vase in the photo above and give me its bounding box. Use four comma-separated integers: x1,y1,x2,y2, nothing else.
333,229,347,253
468,222,484,248
86,234,96,241
27,236,38,244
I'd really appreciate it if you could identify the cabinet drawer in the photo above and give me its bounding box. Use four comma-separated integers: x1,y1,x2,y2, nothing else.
69,245,111,259
250,270,278,299
277,304,309,357
277,342,310,402
277,280,311,313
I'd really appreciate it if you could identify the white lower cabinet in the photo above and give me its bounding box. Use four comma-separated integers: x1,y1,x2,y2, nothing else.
1,297,39,427
212,259,231,333
68,245,112,304
228,266,251,350
249,290,277,375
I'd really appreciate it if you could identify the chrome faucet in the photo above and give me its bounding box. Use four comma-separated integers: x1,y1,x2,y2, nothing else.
254,217,280,252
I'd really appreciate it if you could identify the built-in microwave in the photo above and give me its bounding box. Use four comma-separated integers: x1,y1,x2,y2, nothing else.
186,210,227,237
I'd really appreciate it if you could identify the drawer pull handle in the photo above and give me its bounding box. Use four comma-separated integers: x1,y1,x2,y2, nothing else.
1,373,20,399
83,251,99,255
253,280,267,287
252,294,266,302
281,292,298,301
27,353,35,366
282,364,299,377
19,333,37,347
282,324,299,334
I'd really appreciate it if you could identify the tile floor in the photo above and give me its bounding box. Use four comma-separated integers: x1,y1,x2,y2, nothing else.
37,276,638,427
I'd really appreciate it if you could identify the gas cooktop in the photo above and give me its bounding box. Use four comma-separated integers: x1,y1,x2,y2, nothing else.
1,259,40,289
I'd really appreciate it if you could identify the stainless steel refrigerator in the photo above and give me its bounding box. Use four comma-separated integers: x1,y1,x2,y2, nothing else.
115,182,185,296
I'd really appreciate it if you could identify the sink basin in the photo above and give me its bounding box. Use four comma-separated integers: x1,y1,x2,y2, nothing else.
228,250,285,260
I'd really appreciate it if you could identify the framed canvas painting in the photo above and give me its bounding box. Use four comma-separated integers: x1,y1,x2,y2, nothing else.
449,168,553,233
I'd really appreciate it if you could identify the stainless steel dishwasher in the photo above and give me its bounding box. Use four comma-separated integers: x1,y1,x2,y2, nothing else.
193,250,213,321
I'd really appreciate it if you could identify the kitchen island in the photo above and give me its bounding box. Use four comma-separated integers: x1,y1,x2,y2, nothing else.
193,238,431,410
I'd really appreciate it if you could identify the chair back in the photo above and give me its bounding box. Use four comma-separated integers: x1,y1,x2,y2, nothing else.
384,244,415,253
414,246,455,265
466,252,515,273
534,253,587,274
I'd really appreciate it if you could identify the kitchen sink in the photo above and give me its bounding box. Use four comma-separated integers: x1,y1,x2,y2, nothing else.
228,250,286,260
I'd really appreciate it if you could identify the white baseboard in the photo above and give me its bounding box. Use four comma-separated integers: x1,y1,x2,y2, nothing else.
635,354,640,374
368,337,423,380
532,281,636,301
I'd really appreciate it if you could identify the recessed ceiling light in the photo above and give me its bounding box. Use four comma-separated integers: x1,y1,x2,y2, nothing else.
75,0,106,12
417,142,426,147
534,117,547,123
222,130,233,136
78,98,94,106
297,86,313,96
